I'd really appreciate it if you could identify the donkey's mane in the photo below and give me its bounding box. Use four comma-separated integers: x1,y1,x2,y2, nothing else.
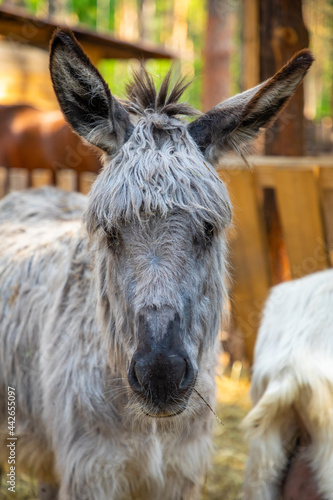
123,69,200,118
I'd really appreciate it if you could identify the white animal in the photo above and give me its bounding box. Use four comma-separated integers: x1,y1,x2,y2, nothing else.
243,269,333,500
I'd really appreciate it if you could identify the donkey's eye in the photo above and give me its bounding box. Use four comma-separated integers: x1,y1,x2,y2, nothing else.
193,222,215,250
203,222,215,246
104,227,121,248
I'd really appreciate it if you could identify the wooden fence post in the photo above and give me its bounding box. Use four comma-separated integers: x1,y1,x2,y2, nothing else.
274,168,328,278
220,168,271,363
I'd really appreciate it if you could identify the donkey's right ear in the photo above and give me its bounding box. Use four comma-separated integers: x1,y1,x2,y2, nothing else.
50,29,133,155
188,50,314,165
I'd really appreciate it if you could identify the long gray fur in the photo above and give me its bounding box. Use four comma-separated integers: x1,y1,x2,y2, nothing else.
0,29,313,500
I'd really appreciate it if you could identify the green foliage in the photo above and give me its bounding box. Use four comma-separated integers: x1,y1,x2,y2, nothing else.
98,59,139,99
15,0,207,110
72,0,97,28
5,1,331,123
22,0,45,14
97,0,207,111
304,0,333,119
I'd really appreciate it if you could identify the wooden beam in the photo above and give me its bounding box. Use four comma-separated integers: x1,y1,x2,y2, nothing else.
220,169,271,363
319,167,333,267
274,168,329,278
217,156,333,190
0,5,174,61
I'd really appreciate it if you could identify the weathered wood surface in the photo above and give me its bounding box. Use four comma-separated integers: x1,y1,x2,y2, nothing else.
218,156,332,361
319,167,333,267
274,168,328,278
259,0,309,156
0,4,173,61
220,169,271,362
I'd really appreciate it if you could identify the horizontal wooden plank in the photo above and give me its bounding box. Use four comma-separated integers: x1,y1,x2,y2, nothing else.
0,5,173,60
217,154,333,170
218,156,333,189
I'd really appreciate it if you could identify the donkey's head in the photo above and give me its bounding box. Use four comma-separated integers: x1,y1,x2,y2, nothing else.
50,30,313,418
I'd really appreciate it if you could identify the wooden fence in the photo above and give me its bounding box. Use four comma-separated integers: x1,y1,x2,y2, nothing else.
219,156,332,362
1,156,332,362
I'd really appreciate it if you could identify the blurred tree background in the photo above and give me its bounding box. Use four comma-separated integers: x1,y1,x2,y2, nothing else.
3,0,212,109
304,0,333,120
1,0,332,145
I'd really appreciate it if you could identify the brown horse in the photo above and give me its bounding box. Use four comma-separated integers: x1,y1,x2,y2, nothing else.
0,104,102,187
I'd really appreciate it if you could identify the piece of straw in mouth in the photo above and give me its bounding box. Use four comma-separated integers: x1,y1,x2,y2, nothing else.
193,388,224,427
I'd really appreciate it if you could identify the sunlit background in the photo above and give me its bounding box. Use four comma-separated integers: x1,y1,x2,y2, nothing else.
0,0,332,134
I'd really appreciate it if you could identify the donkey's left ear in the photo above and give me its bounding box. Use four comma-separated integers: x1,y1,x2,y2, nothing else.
188,50,314,165
50,29,133,154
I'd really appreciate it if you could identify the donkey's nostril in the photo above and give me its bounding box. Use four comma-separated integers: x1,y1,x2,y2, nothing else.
179,359,188,388
128,360,144,393
179,358,194,390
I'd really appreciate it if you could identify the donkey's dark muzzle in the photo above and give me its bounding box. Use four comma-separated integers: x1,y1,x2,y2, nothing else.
128,310,195,416
128,351,194,409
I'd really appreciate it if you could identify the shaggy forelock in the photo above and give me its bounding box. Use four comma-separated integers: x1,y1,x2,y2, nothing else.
123,68,199,118
85,116,231,236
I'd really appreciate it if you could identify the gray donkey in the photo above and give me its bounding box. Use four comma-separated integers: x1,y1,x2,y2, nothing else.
0,29,312,500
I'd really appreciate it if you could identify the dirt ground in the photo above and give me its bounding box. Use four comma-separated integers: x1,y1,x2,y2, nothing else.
0,374,251,500
206,374,251,500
